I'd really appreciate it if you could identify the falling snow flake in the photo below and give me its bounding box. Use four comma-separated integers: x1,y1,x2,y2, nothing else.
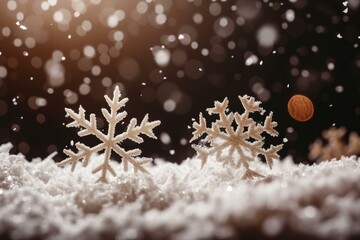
58,86,161,183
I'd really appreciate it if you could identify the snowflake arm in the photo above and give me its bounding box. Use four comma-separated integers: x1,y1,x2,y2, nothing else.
239,95,265,114
58,86,161,183
58,143,103,170
114,114,160,143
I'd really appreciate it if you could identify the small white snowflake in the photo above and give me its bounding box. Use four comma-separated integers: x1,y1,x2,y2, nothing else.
190,95,283,179
58,86,161,183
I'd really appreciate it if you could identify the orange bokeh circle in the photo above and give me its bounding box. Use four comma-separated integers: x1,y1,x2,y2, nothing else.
287,94,314,122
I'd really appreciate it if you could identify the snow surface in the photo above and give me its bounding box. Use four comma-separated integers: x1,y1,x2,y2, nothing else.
0,143,360,240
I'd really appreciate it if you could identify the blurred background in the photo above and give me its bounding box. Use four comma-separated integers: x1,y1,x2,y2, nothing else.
0,0,359,164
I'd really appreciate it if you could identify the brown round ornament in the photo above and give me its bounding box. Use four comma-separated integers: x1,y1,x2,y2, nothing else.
287,94,314,122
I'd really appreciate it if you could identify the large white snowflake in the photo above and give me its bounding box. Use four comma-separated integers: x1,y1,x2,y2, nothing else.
58,86,161,183
190,95,283,179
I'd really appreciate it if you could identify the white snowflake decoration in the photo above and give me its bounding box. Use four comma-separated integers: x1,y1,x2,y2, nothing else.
190,95,283,179
58,86,161,183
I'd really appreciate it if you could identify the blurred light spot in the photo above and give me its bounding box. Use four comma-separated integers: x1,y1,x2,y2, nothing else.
349,0,360,9
18,142,30,155
335,85,344,93
289,56,299,66
41,2,50,11
16,12,24,21
82,20,92,32
136,1,148,14
107,10,125,28
214,17,235,38
7,1,17,11
91,65,101,76
102,77,112,87
113,31,124,41
53,9,72,25
160,132,171,145
2,27,11,37
163,99,176,112
79,84,91,95
31,57,42,68
64,89,78,104
13,38,22,47
209,2,221,16
201,48,209,56
176,70,185,78
25,37,36,48
109,46,120,58
35,97,47,107
155,4,164,14
36,113,46,124
193,13,203,24
99,54,110,65
301,70,310,77
178,33,191,45
180,138,187,145
245,53,259,66
236,0,260,20
257,25,278,48
262,217,282,237
83,77,91,84
0,66,8,78
118,58,140,81
52,50,64,62
191,42,198,49
285,9,295,22
11,124,20,132
152,46,171,67
48,0,58,6
228,41,236,50
327,62,335,70
83,45,96,58
155,14,167,25
45,59,65,87
97,44,108,54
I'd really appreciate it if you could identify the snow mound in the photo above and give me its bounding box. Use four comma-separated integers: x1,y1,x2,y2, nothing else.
0,143,359,240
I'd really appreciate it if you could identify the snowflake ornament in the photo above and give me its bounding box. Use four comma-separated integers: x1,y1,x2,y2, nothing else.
58,86,161,183
190,95,283,179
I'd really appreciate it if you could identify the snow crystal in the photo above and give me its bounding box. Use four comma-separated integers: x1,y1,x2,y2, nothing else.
59,86,160,183
0,143,360,239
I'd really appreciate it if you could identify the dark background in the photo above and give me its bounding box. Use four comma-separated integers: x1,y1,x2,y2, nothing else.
0,0,359,164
